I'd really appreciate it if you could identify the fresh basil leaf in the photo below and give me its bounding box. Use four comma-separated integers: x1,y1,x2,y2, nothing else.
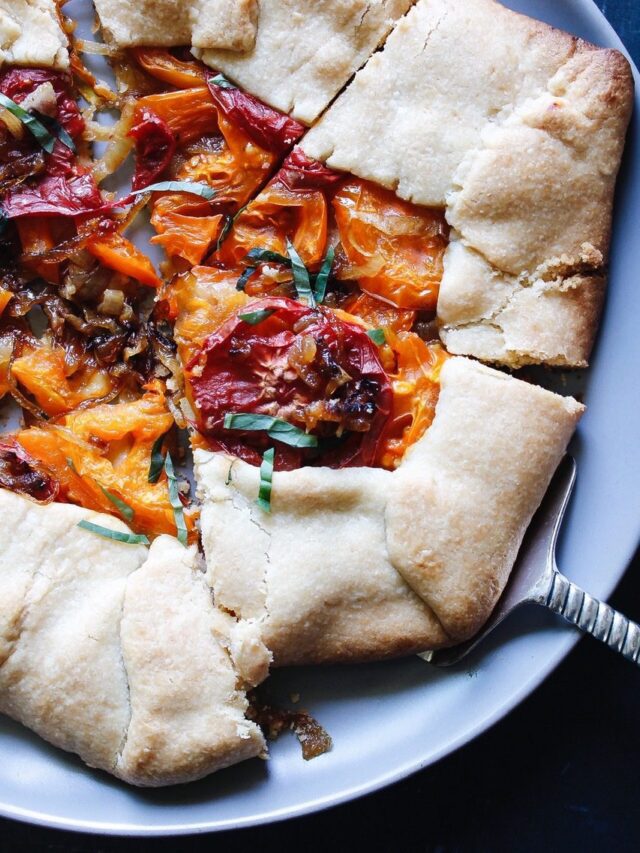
77,519,149,545
286,238,315,308
216,202,249,253
256,447,275,513
367,328,386,346
98,484,134,522
223,412,318,448
131,180,216,200
313,245,335,304
33,110,75,152
148,433,166,484
0,92,56,153
236,266,257,291
238,308,275,325
164,452,188,545
245,247,290,266
210,73,236,89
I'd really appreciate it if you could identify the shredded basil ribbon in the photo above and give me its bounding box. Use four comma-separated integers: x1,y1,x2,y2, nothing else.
77,519,149,545
223,412,318,448
245,247,290,266
216,202,248,253
131,180,216,200
256,447,275,513
367,328,386,346
313,245,335,304
34,110,76,152
236,266,256,290
209,73,236,90
148,434,166,483
286,238,315,307
0,92,58,153
164,452,188,545
98,484,134,522
238,308,275,325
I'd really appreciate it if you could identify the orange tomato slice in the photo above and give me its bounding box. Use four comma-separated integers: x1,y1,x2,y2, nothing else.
11,342,118,417
134,88,218,145
16,382,191,539
376,333,449,469
131,48,207,89
333,180,448,311
216,180,327,268
86,230,162,288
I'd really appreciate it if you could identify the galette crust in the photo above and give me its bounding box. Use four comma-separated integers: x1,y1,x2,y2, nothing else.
301,0,633,367
195,357,583,664
0,0,68,68
196,0,415,124
93,0,258,52
0,494,266,786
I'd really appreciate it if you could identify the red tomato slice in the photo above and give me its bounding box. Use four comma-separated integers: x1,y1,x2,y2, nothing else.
187,297,392,470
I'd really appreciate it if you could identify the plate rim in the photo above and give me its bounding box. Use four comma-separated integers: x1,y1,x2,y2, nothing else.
1,0,638,836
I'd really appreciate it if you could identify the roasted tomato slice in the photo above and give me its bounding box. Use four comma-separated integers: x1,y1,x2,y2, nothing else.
333,180,449,311
187,297,392,470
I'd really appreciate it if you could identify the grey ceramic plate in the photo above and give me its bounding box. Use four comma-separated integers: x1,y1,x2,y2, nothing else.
0,0,638,835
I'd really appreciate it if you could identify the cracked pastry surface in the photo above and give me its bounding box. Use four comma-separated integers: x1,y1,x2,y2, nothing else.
301,0,633,367
0,0,69,68
195,357,583,664
93,0,259,51
0,493,266,786
195,0,415,124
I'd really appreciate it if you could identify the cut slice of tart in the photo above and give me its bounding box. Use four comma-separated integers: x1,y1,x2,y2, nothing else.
194,0,416,124
301,0,633,367
94,0,259,53
193,356,582,664
0,0,69,69
0,490,267,785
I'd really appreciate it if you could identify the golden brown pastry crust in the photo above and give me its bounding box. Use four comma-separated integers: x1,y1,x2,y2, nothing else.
195,357,583,663
301,0,633,367
196,0,415,124
0,0,69,68
94,0,258,52
0,495,266,786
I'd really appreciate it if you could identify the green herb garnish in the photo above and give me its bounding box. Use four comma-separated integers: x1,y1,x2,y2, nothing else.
216,202,249,253
245,247,291,266
65,456,78,474
164,452,188,545
210,73,236,89
223,413,318,448
286,238,315,307
98,484,134,522
367,328,386,346
256,447,275,513
238,308,275,325
34,111,75,152
77,519,149,545
148,433,166,484
131,181,216,200
236,266,257,291
313,245,335,304
0,92,57,153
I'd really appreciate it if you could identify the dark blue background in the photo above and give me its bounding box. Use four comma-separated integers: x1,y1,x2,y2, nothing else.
1,2,638,850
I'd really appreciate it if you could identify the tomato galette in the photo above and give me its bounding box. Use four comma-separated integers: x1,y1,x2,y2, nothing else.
0,0,632,786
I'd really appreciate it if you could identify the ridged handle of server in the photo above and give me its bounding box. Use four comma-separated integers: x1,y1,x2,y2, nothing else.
538,572,640,665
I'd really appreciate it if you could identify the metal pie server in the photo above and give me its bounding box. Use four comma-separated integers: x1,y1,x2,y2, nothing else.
428,456,640,667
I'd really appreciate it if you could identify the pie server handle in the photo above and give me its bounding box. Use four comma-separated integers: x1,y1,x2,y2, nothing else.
533,570,640,665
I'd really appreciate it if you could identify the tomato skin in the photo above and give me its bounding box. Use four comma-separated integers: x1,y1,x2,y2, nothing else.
206,75,305,156
187,297,392,470
278,147,343,192
2,173,103,219
129,107,176,190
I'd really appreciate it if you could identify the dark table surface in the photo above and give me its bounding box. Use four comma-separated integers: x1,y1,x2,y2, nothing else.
2,2,639,851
